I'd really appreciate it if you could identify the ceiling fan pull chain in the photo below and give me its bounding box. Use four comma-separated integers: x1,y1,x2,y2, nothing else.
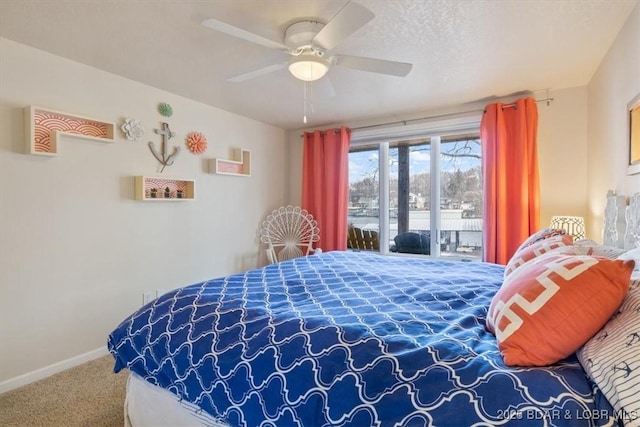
310,82,315,114
303,81,308,124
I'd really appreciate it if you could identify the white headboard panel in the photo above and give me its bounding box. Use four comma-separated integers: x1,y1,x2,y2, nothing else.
603,190,627,248
624,193,640,249
604,191,640,249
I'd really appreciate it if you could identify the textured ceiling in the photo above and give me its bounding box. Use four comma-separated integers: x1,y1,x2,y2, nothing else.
0,0,637,130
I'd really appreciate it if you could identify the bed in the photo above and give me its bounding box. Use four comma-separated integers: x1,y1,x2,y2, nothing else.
108,192,640,427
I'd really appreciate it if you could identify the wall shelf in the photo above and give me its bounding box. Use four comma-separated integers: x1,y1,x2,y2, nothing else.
24,105,115,156
134,176,195,201
210,148,251,176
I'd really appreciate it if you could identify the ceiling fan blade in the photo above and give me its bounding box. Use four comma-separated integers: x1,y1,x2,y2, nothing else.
201,18,287,50
226,62,287,82
335,55,412,77
312,2,374,51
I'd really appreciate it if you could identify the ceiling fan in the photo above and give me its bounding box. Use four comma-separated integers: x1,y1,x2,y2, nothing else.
201,1,413,84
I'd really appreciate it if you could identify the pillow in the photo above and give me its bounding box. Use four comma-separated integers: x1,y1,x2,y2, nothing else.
504,234,573,278
577,279,640,425
513,228,566,255
617,247,640,279
487,253,634,366
574,239,627,259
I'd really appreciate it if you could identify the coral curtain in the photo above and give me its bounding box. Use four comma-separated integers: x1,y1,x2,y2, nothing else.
302,126,351,252
481,97,540,264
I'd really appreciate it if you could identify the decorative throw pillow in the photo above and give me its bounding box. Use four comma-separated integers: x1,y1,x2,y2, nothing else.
618,247,640,279
487,253,634,366
504,234,573,278
573,239,628,259
513,228,566,255
577,279,640,426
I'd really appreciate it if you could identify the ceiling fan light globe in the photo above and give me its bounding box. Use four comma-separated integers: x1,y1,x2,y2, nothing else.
288,55,329,82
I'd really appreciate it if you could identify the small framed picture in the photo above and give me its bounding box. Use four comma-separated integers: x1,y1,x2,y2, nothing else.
628,92,640,175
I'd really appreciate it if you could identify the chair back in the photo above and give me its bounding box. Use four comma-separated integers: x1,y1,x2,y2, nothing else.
347,225,379,250
260,206,320,263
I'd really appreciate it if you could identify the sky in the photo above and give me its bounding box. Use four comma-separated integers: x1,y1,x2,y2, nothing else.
349,140,481,182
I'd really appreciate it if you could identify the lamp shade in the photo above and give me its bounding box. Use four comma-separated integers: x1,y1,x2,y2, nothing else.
288,55,329,82
550,216,586,240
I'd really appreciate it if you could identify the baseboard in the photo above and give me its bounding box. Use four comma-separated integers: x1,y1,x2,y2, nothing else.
0,346,110,394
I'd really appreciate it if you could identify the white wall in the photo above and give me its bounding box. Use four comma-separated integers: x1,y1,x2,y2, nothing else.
537,87,589,224
586,2,640,239
0,38,288,385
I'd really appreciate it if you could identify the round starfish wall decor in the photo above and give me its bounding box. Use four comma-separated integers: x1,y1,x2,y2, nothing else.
158,102,173,117
121,117,144,141
185,131,207,154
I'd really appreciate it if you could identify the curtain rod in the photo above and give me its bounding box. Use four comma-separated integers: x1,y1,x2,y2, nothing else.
499,96,555,110
301,128,348,136
350,97,554,132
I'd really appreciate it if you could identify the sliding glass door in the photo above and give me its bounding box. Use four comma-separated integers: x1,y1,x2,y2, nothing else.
348,132,482,259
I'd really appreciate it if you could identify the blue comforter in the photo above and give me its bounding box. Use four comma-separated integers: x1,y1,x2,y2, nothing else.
108,251,613,426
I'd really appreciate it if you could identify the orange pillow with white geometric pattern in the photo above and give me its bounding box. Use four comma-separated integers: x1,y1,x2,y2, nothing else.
513,228,566,255
504,234,574,278
487,253,634,366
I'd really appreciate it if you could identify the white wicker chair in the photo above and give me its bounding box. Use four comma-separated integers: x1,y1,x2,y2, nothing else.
259,206,321,264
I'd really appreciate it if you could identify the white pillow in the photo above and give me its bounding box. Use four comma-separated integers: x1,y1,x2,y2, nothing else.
576,278,640,426
573,239,628,259
618,247,640,279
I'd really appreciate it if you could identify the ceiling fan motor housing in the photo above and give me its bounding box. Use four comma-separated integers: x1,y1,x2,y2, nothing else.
285,21,325,53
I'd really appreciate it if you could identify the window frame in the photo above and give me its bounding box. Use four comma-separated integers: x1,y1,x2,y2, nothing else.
350,112,482,257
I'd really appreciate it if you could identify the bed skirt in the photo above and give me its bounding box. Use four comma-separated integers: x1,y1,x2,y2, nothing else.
125,373,229,427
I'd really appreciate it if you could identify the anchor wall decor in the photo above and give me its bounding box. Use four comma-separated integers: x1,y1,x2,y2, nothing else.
148,122,179,172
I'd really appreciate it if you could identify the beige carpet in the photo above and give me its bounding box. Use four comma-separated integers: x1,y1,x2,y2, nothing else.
0,355,128,427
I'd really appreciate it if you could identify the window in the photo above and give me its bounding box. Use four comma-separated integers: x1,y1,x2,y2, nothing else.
348,130,482,259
